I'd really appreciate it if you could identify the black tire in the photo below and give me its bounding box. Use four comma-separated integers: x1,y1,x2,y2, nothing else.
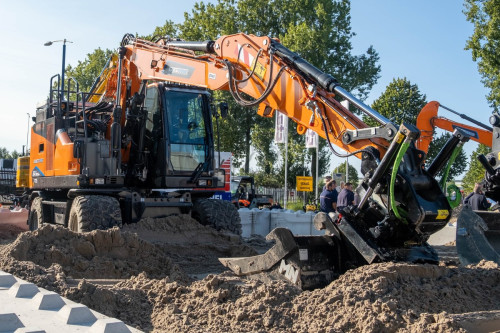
68,195,122,233
29,197,44,231
192,199,242,235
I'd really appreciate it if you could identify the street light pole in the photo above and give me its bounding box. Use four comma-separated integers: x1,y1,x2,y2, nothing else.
61,39,67,100
44,39,72,101
26,113,30,156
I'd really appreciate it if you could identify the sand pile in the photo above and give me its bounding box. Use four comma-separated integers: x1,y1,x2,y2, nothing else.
76,260,496,333
123,216,258,275
0,224,187,281
0,215,499,332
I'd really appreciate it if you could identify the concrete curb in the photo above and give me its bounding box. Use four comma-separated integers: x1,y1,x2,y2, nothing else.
0,270,141,332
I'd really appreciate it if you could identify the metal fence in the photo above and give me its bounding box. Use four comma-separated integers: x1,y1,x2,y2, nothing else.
258,187,312,204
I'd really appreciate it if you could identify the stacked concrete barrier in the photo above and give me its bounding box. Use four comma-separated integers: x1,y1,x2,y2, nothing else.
239,208,323,238
0,271,141,333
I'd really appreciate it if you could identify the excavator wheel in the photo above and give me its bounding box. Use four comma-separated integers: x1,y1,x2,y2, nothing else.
68,195,122,233
192,198,242,235
29,197,44,231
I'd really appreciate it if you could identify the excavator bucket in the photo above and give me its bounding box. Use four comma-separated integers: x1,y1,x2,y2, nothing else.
456,206,500,265
219,227,340,290
220,213,384,290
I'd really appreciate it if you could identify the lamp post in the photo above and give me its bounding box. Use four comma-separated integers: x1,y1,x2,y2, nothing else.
26,113,30,156
44,39,72,101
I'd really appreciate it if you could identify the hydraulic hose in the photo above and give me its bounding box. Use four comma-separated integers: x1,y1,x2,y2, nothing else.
390,141,410,221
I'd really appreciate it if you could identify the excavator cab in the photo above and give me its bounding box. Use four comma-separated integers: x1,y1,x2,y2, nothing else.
142,83,216,186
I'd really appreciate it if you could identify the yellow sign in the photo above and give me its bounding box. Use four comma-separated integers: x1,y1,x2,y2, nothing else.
251,59,267,81
296,176,313,192
436,209,450,220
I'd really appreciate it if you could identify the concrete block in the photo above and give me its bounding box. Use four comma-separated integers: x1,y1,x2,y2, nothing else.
32,291,66,310
0,271,17,288
58,304,97,325
0,313,24,331
8,282,39,298
253,210,271,236
90,318,131,333
14,329,46,333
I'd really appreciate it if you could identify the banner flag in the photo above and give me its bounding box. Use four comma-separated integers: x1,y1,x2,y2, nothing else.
274,111,288,143
305,129,318,148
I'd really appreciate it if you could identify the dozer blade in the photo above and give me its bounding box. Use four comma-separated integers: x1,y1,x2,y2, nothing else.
456,206,500,266
219,227,298,275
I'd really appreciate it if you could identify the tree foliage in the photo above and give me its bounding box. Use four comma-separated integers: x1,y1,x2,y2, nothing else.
464,0,500,110
462,144,491,192
333,161,359,188
65,48,114,92
367,77,427,126
0,148,20,159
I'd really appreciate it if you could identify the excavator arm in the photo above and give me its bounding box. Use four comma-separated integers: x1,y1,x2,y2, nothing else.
416,100,493,153
99,34,398,159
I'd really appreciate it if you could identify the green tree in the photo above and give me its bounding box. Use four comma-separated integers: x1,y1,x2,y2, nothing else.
367,77,427,126
148,20,179,41
0,148,20,159
462,144,491,192
0,148,10,159
464,0,500,110
65,48,115,93
425,132,468,182
333,161,359,188
10,150,21,159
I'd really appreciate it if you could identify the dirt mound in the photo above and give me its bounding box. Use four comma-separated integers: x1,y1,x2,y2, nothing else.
123,216,257,275
0,215,499,332
65,260,498,332
0,224,187,281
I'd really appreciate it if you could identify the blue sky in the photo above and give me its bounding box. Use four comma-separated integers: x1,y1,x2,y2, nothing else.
0,1,490,178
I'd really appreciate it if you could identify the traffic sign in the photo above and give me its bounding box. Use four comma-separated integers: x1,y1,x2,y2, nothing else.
296,176,313,192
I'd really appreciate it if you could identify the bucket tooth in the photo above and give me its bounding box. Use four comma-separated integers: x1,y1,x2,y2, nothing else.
219,228,298,275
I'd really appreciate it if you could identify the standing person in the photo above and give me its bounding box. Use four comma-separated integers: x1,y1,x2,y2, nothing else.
464,183,491,211
323,175,332,190
337,182,355,212
320,180,338,213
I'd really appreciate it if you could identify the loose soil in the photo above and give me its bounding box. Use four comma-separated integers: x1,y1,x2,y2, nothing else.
0,215,499,332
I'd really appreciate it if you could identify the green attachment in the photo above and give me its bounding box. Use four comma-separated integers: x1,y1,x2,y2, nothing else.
390,141,410,222
440,144,462,191
446,184,462,208
439,144,463,209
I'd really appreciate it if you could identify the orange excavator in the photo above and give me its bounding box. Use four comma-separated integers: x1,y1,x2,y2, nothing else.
20,33,500,289
416,100,492,153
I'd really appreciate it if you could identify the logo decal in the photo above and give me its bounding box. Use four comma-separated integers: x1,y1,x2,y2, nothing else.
32,166,45,177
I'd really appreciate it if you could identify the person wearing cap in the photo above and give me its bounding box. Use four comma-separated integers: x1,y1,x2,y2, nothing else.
320,180,338,213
